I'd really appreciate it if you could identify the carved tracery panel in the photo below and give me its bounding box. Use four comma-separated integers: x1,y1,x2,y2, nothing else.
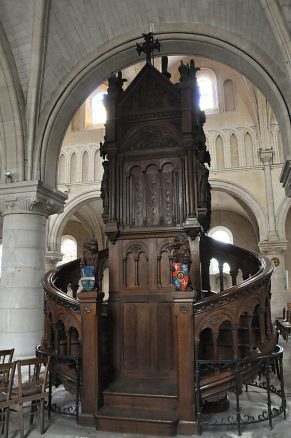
161,163,175,225
129,162,178,228
123,243,148,288
131,166,144,227
145,165,160,226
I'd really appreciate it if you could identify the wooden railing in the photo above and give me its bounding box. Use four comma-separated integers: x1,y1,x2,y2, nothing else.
41,249,109,389
196,235,276,403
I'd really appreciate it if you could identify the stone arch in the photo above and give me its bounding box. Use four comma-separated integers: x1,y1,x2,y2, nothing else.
209,178,268,241
276,196,291,240
47,190,104,255
33,30,291,190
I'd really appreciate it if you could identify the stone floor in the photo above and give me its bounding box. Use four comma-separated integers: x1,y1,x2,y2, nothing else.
6,338,291,438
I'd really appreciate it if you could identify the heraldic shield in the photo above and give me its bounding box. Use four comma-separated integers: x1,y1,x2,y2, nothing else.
172,262,189,290
80,266,95,292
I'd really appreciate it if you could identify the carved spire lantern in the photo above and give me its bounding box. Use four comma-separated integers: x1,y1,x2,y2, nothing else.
100,54,211,245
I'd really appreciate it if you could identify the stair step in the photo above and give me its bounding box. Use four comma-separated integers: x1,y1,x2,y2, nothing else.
96,407,178,436
103,390,177,411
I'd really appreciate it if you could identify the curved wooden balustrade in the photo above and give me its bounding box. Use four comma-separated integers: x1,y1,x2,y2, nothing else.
196,235,276,404
41,249,109,389
41,237,276,417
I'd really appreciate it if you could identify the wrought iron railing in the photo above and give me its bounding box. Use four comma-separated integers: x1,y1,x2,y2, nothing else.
195,344,286,436
36,345,81,421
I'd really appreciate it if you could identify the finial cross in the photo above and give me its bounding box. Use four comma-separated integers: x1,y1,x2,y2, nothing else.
136,32,160,64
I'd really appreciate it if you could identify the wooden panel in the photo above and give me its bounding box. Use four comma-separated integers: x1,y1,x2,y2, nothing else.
123,303,137,370
161,252,171,287
126,253,135,288
158,303,175,372
122,301,175,375
123,303,151,371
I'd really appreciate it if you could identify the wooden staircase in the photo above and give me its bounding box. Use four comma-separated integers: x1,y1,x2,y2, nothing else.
96,377,178,435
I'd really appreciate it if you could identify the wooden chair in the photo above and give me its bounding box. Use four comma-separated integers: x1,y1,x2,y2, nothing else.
16,357,50,437
0,361,17,438
0,349,14,387
0,349,14,365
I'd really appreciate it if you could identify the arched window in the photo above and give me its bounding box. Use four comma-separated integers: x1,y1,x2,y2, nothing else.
209,226,233,244
91,92,106,125
85,83,107,129
60,235,77,265
196,69,218,113
208,226,233,274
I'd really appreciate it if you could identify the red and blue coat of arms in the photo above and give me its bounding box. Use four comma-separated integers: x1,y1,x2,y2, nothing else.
172,263,189,290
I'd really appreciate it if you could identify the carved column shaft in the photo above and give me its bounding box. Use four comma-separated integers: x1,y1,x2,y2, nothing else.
78,290,104,425
173,292,197,434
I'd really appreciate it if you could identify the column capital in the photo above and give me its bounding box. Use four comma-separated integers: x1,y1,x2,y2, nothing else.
46,251,63,265
259,239,288,255
259,147,274,165
0,180,67,217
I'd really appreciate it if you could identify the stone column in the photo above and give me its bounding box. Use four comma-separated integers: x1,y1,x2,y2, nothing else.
259,148,278,240
258,148,287,318
259,240,288,318
0,181,66,357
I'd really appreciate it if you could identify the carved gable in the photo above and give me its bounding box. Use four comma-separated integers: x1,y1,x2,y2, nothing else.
119,63,180,116
118,64,181,148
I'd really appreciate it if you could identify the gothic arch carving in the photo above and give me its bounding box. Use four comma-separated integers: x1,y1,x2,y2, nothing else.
122,124,180,153
276,196,291,240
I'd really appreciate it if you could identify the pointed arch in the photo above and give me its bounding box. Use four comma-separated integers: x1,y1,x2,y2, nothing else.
82,150,89,182
230,133,239,167
215,135,225,169
244,132,254,166
70,152,77,183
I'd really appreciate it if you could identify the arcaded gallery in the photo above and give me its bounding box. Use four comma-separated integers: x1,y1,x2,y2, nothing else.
0,1,291,437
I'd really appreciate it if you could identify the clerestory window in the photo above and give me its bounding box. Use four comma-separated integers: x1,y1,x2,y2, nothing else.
91,92,107,125
197,68,218,113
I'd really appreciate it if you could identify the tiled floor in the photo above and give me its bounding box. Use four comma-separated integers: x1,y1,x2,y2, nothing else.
6,339,291,438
